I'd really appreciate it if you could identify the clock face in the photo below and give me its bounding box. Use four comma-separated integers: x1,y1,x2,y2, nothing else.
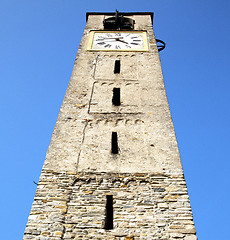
88,31,148,51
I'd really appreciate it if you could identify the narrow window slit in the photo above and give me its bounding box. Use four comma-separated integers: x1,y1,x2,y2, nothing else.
112,88,121,106
104,195,113,230
111,132,118,154
114,60,120,74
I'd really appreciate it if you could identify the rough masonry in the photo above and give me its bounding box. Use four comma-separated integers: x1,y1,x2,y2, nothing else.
24,12,197,240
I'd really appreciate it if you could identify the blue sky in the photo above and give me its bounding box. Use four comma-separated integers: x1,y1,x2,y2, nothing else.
0,0,230,239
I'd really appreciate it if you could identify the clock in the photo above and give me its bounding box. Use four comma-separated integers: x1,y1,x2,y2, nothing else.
87,31,148,51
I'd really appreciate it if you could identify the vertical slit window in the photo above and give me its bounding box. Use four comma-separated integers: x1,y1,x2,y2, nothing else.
111,132,118,154
105,195,113,230
114,60,120,74
112,88,121,106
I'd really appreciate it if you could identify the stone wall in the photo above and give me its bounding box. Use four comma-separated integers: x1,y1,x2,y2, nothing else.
24,13,197,239
24,171,196,240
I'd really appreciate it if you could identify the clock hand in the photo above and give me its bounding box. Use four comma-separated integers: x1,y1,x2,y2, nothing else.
116,39,129,44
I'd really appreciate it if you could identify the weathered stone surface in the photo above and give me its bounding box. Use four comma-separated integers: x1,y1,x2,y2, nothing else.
24,171,196,239
23,12,196,240
184,235,198,240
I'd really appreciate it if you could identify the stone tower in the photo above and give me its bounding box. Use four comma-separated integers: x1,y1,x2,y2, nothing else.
24,12,197,240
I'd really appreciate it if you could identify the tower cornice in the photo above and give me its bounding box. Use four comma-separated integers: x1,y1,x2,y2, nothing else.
86,12,154,23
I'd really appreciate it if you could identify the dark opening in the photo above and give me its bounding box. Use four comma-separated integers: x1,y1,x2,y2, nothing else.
103,11,135,30
114,60,120,74
112,88,121,106
111,132,118,154
105,195,113,230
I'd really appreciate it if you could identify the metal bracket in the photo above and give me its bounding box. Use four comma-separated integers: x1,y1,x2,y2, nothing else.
156,39,166,52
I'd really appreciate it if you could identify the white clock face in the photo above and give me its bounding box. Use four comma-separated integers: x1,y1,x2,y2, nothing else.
89,31,148,51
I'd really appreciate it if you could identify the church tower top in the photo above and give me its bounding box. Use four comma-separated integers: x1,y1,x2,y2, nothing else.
86,11,154,23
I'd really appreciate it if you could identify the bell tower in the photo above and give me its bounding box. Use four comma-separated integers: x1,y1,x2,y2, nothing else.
24,12,197,240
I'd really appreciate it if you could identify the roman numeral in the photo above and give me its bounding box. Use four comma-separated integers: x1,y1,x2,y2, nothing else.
115,45,121,49
104,44,112,48
97,42,105,45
